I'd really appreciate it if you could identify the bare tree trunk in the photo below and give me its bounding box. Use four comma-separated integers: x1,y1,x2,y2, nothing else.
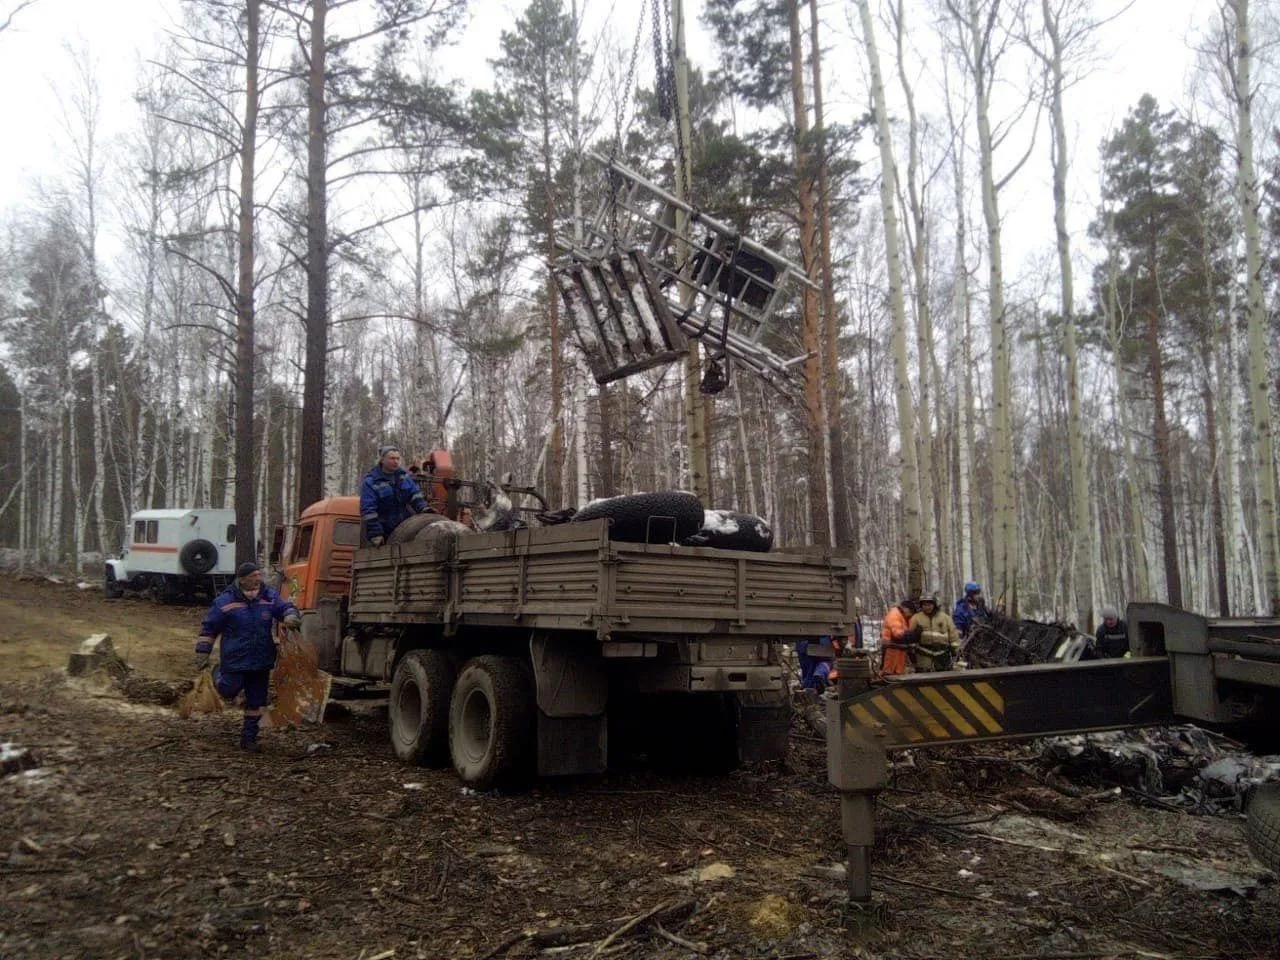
1041,0,1093,628
733,381,759,517
297,0,328,514
944,64,978,585
672,0,709,503
788,0,829,546
809,0,853,551
1103,218,1151,598
233,0,260,563
1222,243,1244,606
1229,0,1279,613
964,0,1018,612
18,389,28,570
1149,250,1182,607
598,383,615,498
857,0,923,596
893,0,936,583
52,408,66,565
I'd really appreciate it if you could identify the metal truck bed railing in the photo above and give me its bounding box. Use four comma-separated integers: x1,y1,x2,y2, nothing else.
348,519,855,639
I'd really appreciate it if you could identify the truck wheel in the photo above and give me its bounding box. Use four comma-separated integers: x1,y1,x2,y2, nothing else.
148,576,172,605
389,649,456,766
179,539,218,575
449,656,535,790
1247,784,1280,874
104,567,124,599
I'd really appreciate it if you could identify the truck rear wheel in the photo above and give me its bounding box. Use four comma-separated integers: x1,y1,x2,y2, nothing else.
449,656,534,790
389,649,456,766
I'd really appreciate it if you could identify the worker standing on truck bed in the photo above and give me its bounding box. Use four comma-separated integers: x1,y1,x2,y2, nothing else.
194,562,300,752
908,592,961,672
361,445,430,545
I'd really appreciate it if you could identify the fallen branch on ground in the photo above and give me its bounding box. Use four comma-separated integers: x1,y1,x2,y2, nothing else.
476,899,697,960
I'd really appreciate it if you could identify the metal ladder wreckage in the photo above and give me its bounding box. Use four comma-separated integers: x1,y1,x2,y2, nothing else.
551,152,818,394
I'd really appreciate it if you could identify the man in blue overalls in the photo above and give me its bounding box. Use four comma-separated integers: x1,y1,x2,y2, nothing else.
195,562,300,752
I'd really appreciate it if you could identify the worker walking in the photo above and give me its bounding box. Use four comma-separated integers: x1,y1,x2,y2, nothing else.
1094,605,1129,658
908,592,961,672
360,444,429,545
952,581,988,638
879,598,919,676
194,562,300,752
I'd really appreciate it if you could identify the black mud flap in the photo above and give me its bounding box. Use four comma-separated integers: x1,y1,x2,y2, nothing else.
737,695,790,762
536,711,607,777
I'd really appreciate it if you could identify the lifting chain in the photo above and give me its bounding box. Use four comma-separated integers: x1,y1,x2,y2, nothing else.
610,0,651,247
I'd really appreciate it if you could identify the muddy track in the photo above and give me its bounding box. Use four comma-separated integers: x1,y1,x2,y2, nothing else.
0,575,1277,959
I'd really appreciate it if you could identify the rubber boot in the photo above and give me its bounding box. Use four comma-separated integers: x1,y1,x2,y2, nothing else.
240,714,261,753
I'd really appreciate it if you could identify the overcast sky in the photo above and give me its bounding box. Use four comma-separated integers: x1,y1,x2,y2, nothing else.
0,0,1211,292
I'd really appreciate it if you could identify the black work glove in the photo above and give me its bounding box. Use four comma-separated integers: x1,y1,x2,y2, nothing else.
194,650,210,671
901,626,922,643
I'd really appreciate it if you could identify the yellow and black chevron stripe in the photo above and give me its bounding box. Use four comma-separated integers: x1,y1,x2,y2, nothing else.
842,679,1006,746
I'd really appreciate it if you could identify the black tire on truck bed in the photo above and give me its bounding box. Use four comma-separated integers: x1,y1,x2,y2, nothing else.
679,510,774,552
389,649,456,766
1247,783,1280,874
449,656,535,790
571,491,704,544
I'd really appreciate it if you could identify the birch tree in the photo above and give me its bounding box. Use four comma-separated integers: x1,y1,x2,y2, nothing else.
944,0,1040,612
1022,0,1116,627
856,0,922,596
1221,0,1279,613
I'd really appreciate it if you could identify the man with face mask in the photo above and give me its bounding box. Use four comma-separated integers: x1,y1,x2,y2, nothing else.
195,562,300,752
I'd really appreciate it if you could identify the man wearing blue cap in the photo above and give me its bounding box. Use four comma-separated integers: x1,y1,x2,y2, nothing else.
953,581,988,639
360,444,429,546
195,561,300,752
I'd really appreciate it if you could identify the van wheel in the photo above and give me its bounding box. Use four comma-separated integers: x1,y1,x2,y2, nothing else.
148,577,172,605
104,567,124,599
389,650,456,766
449,656,535,790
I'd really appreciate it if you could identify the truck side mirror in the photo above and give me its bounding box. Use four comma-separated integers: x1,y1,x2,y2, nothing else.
269,524,286,565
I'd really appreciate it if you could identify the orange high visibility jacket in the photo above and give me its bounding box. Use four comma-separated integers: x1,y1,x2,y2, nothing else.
881,605,911,643
880,605,913,676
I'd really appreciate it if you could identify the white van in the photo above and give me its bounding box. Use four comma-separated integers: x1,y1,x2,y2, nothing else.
105,508,239,603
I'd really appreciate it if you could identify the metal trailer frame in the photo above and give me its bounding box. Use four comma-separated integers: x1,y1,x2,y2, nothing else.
553,152,819,389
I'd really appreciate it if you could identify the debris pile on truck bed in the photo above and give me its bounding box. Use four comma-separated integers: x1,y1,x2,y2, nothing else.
962,611,1075,667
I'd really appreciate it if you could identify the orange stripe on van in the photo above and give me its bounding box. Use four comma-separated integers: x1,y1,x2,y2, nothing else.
131,545,179,553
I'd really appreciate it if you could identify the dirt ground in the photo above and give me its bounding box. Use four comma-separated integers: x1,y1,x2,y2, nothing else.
2,576,1279,960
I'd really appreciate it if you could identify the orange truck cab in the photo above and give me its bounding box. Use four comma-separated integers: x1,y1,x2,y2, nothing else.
273,450,457,610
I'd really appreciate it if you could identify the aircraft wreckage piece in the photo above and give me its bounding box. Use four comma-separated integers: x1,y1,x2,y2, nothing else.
552,152,817,390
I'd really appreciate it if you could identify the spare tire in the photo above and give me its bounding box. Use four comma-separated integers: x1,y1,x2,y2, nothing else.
179,539,218,575
680,509,773,552
572,491,704,544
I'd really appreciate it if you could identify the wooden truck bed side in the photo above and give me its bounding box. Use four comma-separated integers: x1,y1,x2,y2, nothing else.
347,518,855,638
